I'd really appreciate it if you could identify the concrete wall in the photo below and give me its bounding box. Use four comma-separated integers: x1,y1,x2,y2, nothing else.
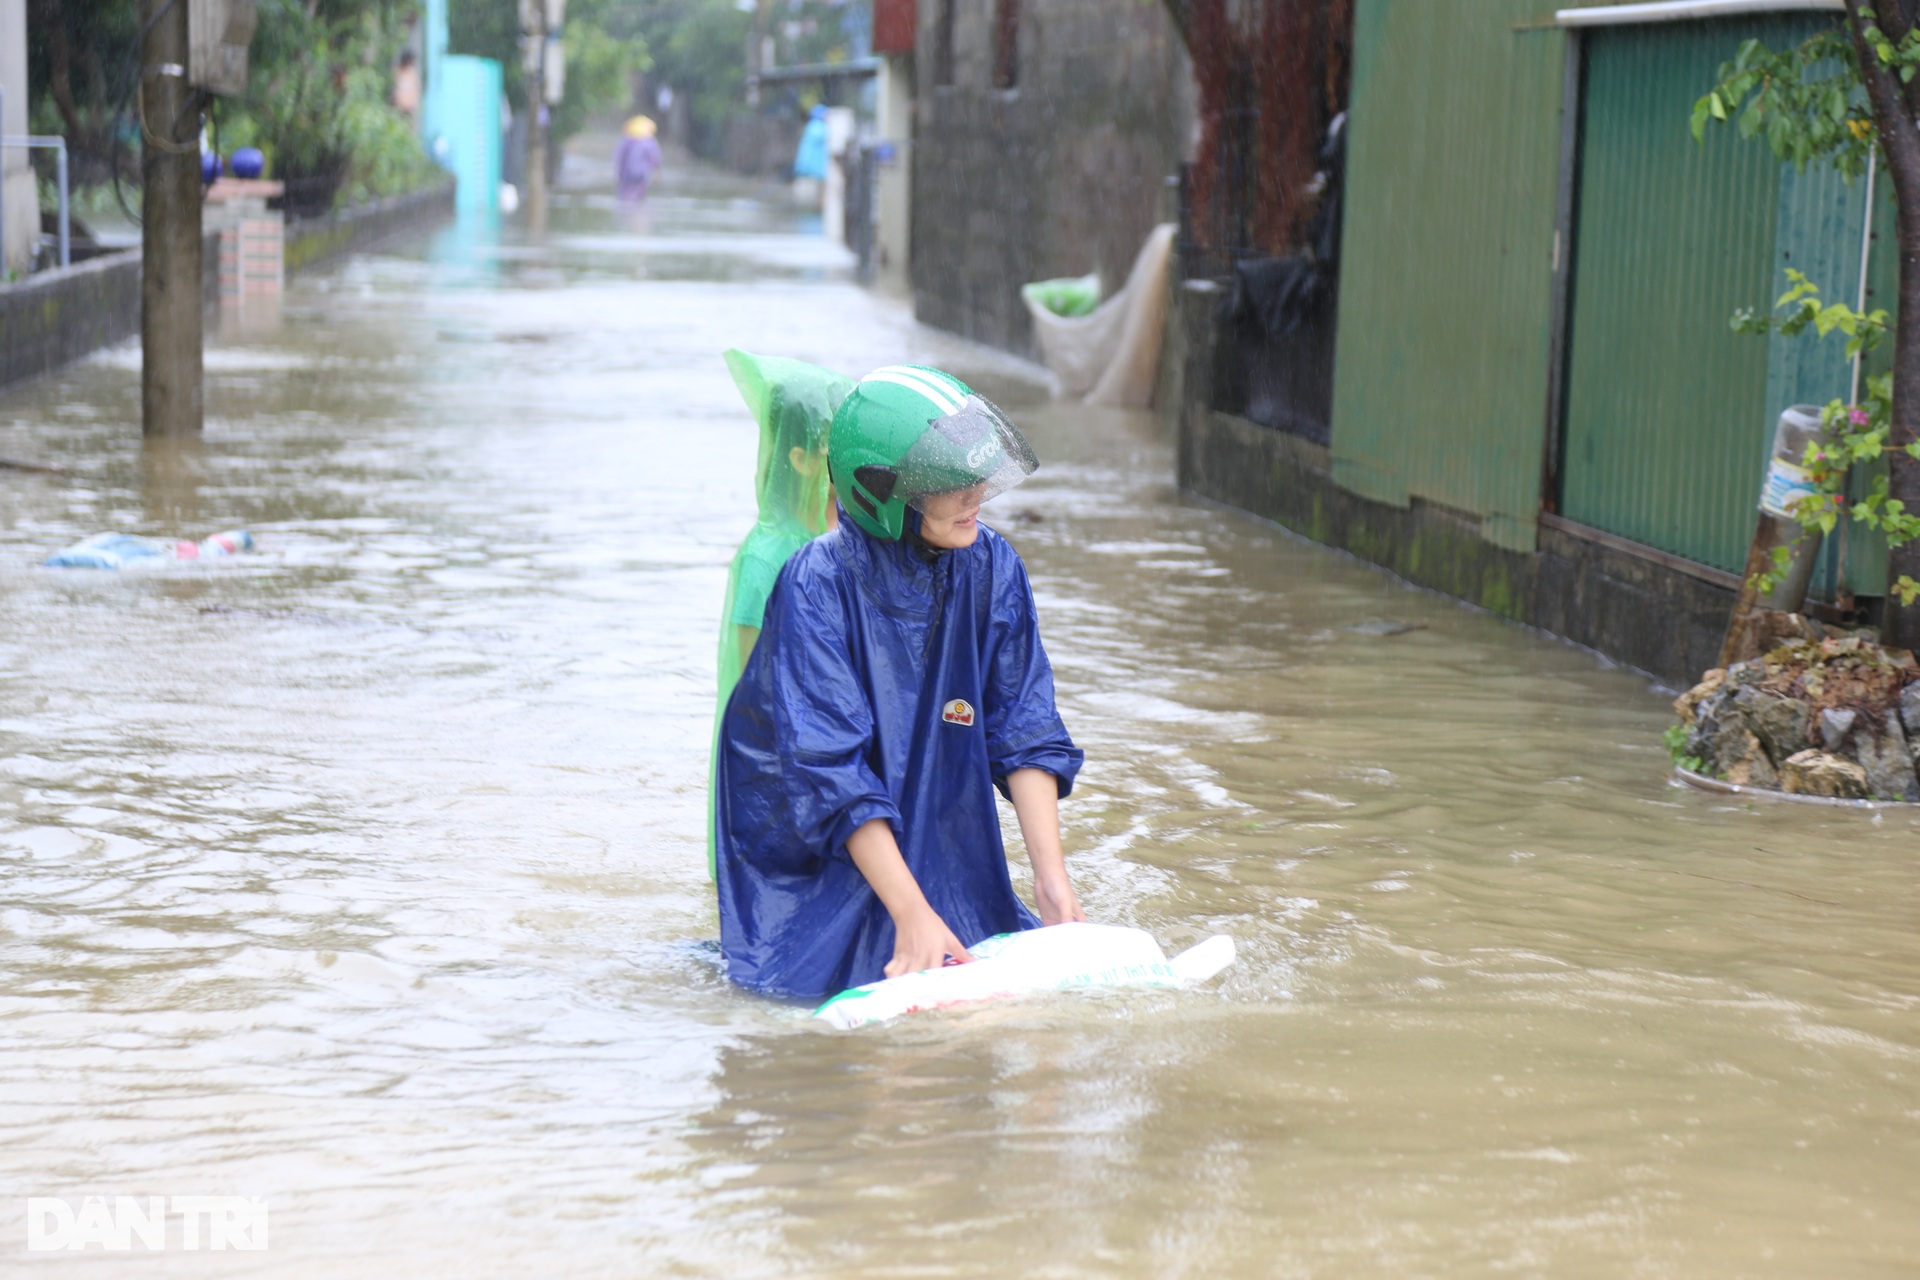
722,113,804,179
0,233,219,390
1,0,33,278
872,54,913,293
1327,0,1562,554
910,0,1191,356
0,180,455,392
0,250,142,386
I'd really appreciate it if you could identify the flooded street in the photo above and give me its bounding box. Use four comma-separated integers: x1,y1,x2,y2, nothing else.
2,150,1918,1277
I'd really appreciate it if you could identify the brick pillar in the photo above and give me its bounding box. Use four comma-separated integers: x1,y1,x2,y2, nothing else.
204,178,285,303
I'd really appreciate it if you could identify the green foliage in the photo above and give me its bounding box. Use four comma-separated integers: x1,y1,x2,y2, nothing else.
1731,270,1920,606
211,0,438,210
449,0,528,108
645,0,755,153
1691,28,1877,176
334,83,444,206
447,0,650,147
36,172,139,225
553,0,654,145
30,0,436,211
24,0,144,178
773,0,860,71
1663,722,1707,773
1697,13,1920,611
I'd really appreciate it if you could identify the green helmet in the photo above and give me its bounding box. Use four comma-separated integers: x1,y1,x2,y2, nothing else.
828,365,1039,541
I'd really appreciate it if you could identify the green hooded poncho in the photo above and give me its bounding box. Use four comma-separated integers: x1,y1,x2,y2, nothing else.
708,349,854,876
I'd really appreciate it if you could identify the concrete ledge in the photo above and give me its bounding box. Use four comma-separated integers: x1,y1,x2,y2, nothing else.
1179,408,1535,622
285,179,455,275
0,180,455,392
0,248,142,389
1177,405,1736,687
0,230,220,391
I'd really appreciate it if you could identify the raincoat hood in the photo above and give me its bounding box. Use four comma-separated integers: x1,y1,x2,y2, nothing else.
723,349,852,535
707,352,855,880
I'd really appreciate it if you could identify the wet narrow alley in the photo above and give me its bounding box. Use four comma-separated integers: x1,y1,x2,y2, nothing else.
2,147,1917,1277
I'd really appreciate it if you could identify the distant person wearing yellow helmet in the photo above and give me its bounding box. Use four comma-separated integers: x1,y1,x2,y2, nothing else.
615,116,663,204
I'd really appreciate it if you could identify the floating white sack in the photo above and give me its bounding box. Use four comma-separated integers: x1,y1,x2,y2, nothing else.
812,921,1235,1031
1020,223,1177,409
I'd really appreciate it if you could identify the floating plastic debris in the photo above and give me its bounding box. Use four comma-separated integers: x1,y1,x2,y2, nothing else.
44,530,255,570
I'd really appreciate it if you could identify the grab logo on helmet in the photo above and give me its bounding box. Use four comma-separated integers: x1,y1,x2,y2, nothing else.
941,699,975,727
965,439,996,471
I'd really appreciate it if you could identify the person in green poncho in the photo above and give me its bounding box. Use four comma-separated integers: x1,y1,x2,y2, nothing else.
708,350,855,877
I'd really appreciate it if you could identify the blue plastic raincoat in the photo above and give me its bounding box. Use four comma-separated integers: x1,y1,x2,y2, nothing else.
714,512,1083,1000
792,107,830,181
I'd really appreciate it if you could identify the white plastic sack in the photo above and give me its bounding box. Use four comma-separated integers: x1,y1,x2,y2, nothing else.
1021,223,1176,409
812,921,1235,1030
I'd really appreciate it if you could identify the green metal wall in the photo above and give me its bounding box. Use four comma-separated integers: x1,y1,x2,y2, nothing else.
1331,1,1567,553
1774,153,1885,596
1330,2,1881,582
1560,14,1850,575
1834,178,1899,594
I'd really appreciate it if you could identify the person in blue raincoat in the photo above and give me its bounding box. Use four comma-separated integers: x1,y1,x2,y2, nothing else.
714,364,1085,1000
791,105,830,182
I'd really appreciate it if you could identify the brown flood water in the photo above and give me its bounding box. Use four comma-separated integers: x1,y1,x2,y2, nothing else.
1,148,1917,1277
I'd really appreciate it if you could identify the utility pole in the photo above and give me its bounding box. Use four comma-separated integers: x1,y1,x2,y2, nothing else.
141,0,203,437
524,0,548,235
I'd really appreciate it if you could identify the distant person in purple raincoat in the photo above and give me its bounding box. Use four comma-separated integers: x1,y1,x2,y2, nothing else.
615,116,664,203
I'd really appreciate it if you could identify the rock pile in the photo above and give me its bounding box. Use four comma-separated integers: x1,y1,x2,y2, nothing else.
1674,632,1920,802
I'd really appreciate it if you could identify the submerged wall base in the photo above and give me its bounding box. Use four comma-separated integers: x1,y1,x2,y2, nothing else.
284,180,455,276
1177,407,1736,688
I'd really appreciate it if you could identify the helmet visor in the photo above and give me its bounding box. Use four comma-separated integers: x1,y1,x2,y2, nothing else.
895,396,1039,509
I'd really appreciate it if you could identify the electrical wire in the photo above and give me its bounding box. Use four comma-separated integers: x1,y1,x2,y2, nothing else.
108,0,189,224
137,77,202,155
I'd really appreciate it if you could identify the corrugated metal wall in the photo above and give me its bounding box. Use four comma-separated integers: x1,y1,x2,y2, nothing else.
1559,14,1843,574
1332,1,1877,585
1772,152,1883,597
1832,178,1900,595
1330,1,1566,553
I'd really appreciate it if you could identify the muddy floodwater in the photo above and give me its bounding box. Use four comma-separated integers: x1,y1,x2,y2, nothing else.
2,153,1918,1278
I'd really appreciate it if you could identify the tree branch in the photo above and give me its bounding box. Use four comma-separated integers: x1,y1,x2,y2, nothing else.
1843,1,1920,193
1880,0,1920,122
1843,0,1920,643
31,0,84,144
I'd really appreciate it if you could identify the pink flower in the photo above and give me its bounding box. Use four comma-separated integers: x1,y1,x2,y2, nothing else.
1849,407,1871,427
